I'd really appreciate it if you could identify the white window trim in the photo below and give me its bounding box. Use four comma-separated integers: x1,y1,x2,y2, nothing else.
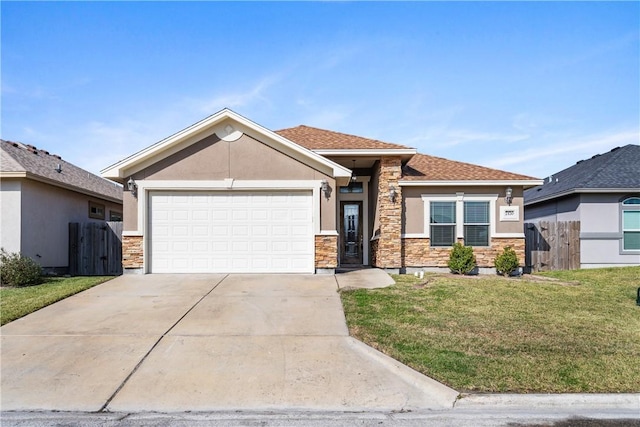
621,197,640,254
422,193,499,244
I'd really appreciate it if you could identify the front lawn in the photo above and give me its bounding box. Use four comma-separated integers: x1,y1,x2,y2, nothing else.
1,276,114,326
340,266,640,393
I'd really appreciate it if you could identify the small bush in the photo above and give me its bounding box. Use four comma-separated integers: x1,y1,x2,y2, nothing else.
0,249,42,287
448,242,476,275
495,246,520,277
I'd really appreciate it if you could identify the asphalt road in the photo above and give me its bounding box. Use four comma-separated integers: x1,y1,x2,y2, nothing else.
2,410,639,427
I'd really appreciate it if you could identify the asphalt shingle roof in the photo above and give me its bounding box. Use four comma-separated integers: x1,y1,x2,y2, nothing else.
402,153,539,182
276,125,411,150
524,144,640,205
1,140,123,202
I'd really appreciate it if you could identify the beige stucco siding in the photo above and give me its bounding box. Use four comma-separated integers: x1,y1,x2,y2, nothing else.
125,133,336,232
1,179,22,254
19,180,122,268
402,185,525,235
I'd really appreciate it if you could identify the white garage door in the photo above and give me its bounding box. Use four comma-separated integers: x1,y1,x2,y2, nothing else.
149,191,314,273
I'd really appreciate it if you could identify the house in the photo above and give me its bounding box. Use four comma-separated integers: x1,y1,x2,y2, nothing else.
101,109,542,274
1,140,123,274
524,144,640,268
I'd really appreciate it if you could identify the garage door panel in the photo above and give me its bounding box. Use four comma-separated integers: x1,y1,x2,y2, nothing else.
149,191,314,273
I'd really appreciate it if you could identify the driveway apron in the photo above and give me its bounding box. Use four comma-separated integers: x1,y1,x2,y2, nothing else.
1,274,458,412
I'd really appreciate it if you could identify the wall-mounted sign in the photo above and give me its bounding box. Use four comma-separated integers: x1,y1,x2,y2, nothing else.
500,206,520,221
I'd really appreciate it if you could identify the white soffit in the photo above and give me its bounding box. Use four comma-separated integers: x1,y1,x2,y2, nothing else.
101,109,351,181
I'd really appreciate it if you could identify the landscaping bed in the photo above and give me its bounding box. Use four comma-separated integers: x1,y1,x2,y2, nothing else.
340,266,640,393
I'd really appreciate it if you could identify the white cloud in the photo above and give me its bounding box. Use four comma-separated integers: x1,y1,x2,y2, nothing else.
193,74,283,114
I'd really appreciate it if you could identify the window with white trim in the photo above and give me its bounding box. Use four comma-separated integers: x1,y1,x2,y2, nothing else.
430,201,456,247
423,194,497,248
464,201,490,246
622,197,640,251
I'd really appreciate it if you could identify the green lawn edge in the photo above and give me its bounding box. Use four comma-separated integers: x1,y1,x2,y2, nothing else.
340,266,640,393
1,276,114,326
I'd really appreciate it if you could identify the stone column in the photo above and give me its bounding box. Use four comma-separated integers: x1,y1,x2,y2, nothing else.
374,156,402,272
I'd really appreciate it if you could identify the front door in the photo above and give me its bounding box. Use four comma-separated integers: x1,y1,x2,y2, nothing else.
340,201,363,265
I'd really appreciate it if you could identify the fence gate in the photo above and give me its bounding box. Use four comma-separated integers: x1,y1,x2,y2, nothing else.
524,221,580,272
69,222,123,276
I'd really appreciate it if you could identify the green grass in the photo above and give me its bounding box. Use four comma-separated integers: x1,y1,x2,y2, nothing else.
1,276,114,325
340,267,640,393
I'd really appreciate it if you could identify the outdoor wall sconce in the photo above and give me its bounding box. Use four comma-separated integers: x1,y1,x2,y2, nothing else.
320,180,332,199
127,177,138,196
505,186,513,206
389,185,397,203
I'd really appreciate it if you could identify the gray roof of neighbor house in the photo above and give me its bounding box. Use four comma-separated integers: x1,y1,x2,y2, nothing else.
524,144,640,205
1,140,123,203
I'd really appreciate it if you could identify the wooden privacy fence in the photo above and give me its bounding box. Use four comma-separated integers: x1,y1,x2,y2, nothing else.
69,222,123,276
524,221,580,272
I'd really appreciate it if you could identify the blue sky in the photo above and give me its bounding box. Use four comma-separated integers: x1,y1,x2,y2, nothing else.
2,1,638,178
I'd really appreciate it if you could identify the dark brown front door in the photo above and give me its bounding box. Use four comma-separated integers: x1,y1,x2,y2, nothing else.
340,201,363,265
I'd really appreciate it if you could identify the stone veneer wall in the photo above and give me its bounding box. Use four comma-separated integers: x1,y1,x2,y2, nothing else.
315,235,338,269
402,237,526,268
373,157,402,268
122,235,144,269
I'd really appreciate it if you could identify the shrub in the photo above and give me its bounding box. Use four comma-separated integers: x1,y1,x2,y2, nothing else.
495,246,520,277
0,249,42,287
448,242,476,275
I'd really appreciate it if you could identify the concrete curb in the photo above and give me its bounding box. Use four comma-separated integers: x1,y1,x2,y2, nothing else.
455,393,640,410
346,337,460,408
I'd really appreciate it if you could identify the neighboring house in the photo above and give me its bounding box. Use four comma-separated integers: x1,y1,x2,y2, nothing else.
101,109,541,274
524,144,640,269
1,140,123,273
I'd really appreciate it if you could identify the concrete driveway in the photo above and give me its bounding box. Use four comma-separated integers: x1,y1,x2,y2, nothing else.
1,274,458,412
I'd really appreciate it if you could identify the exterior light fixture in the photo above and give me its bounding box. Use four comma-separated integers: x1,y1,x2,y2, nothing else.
127,177,138,195
320,180,331,199
505,186,513,206
389,185,397,203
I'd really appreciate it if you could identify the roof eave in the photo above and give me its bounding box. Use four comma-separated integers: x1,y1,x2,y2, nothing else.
524,187,640,206
399,179,543,187
314,148,417,161
1,171,123,204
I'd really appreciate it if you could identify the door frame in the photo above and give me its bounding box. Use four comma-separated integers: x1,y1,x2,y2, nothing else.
336,177,370,266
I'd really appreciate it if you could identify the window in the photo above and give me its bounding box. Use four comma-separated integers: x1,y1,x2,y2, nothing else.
430,201,456,247
109,211,123,221
88,201,105,220
339,182,363,193
464,201,490,246
622,197,640,251
424,194,496,248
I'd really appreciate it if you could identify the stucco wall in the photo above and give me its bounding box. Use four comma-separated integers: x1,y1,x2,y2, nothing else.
19,180,122,268
402,185,525,235
0,179,22,254
124,133,336,232
524,195,580,223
